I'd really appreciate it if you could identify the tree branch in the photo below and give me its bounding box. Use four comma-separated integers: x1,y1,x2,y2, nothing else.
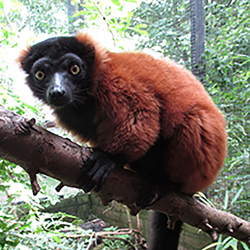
0,106,249,246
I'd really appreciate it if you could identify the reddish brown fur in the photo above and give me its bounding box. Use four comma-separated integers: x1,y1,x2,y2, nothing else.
76,34,227,194
16,47,30,67
18,34,227,195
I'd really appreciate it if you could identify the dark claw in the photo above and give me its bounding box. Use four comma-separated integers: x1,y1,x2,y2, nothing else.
81,148,125,192
15,118,36,135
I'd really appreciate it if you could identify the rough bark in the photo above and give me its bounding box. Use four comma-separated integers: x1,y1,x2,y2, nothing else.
0,106,249,246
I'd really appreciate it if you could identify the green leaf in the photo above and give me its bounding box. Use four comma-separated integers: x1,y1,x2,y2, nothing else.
111,0,120,6
53,235,61,243
0,235,7,246
231,186,243,205
223,190,229,210
240,241,250,250
202,242,222,250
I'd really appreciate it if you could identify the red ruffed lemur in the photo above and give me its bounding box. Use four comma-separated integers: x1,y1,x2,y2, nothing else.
18,33,227,250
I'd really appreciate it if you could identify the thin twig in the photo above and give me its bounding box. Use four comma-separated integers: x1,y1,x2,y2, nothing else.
102,200,115,214
90,0,117,47
86,232,96,250
3,6,13,30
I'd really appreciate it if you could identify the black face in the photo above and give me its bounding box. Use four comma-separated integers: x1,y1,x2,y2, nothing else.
21,37,95,108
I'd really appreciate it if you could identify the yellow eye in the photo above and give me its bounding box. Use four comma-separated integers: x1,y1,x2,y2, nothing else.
70,65,80,75
35,71,45,80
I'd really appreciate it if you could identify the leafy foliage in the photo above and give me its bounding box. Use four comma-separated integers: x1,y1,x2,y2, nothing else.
0,0,68,49
74,0,143,49
202,235,249,250
204,0,250,219
0,204,104,250
128,0,191,66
